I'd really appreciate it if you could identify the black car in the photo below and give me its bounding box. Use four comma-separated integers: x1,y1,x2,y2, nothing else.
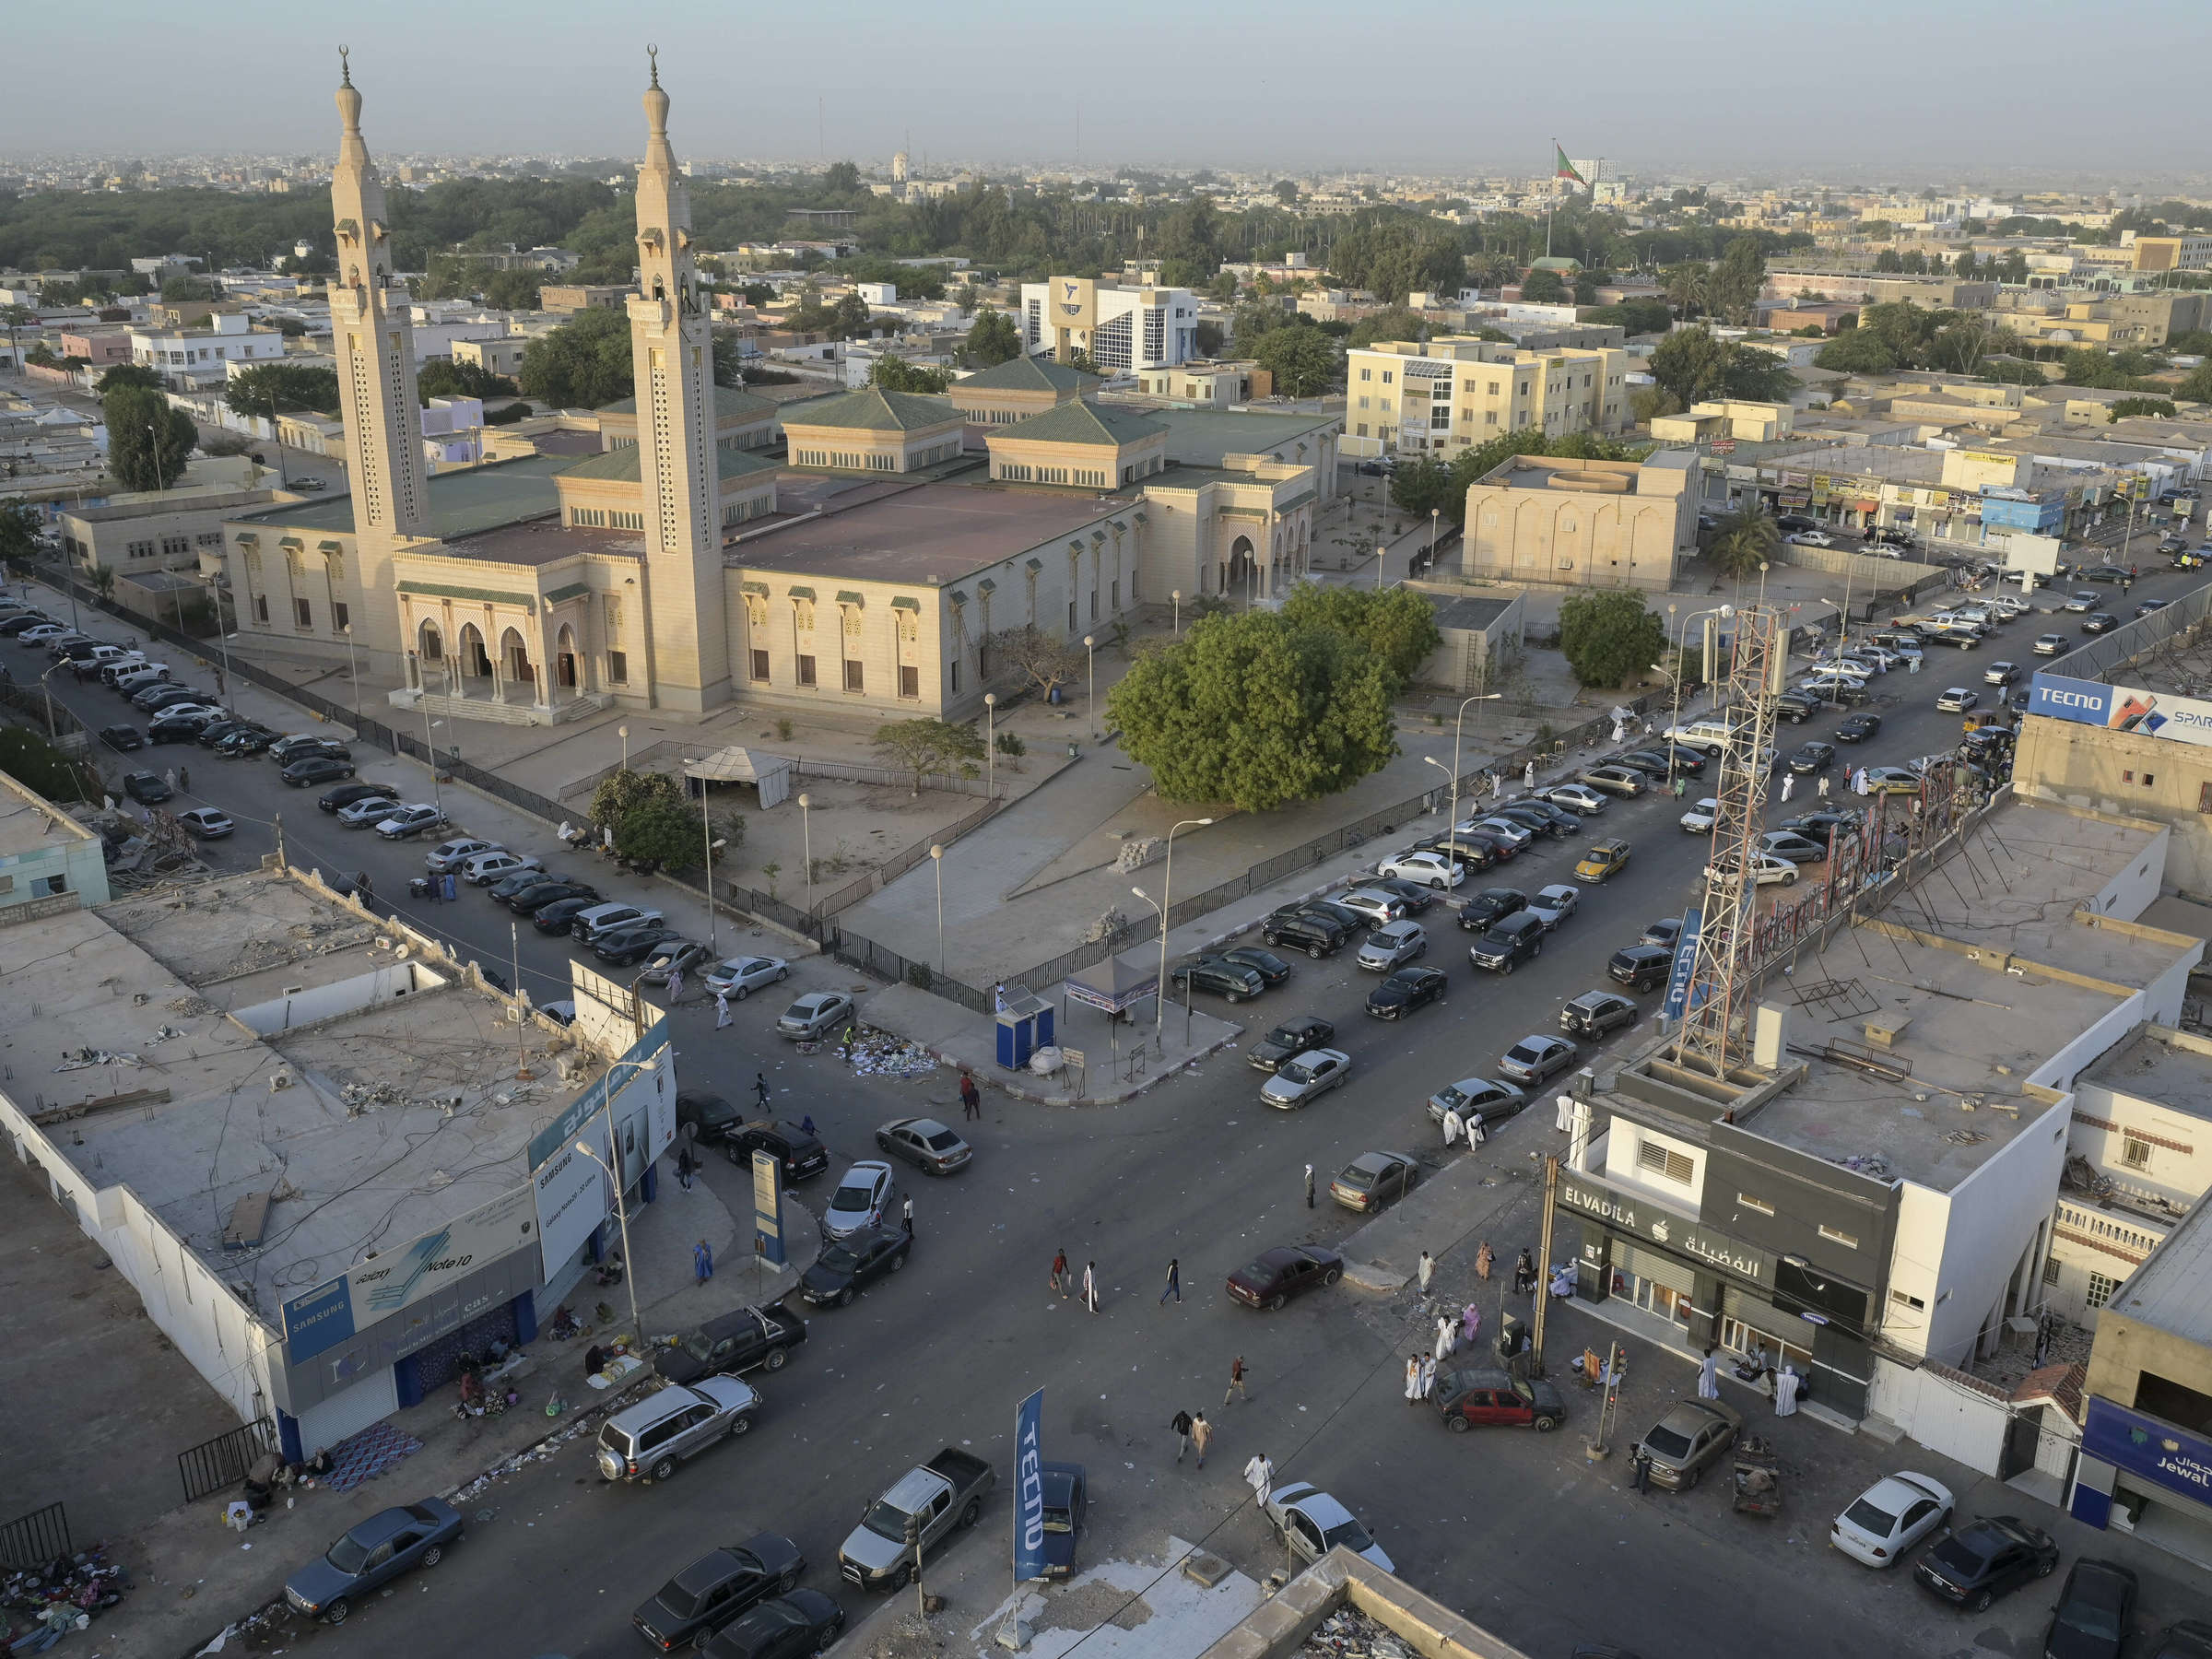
122,771,171,805
798,1226,910,1307
1607,751,1670,782
510,879,598,915
0,613,51,636
1834,712,1882,743
1367,877,1440,912
315,782,391,815
1607,944,1673,993
2043,1559,2136,1659
1781,810,1862,850
1366,965,1447,1019
216,724,280,755
194,719,257,749
533,894,602,933
1621,747,1702,779
1788,741,1837,774
1468,912,1545,973
1220,945,1294,984
488,868,558,904
1560,990,1638,1039
1226,1244,1344,1310
147,712,219,743
632,1535,807,1653
99,724,144,752
2149,1621,2212,1659
1262,911,1348,959
2137,598,2171,618
593,923,685,965
2083,564,2128,583
1456,887,1530,932
724,1119,830,1181
1491,805,1567,840
700,1591,844,1659
2082,612,2120,635
1504,796,1583,833
133,684,201,712
1413,831,1500,871
281,754,356,786
1912,1515,2057,1612
1247,1016,1335,1073
1171,956,1266,1002
1775,690,1824,724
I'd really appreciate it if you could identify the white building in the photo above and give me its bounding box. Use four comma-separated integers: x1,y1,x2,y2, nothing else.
130,311,287,388
1018,276,1199,373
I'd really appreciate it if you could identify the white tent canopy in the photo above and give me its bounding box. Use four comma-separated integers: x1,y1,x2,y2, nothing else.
682,746,794,809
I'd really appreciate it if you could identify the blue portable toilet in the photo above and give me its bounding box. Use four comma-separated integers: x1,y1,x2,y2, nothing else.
995,992,1053,1071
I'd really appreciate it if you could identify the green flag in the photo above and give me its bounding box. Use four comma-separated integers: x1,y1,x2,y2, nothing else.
1555,145,1587,187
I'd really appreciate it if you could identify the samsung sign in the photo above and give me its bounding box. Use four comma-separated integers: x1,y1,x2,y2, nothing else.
2031,672,2212,747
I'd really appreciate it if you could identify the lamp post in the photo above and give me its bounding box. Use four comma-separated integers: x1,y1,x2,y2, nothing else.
1171,589,1182,639
1440,692,1503,863
982,691,996,799
683,759,726,954
38,660,68,741
1670,604,1734,739
618,724,630,775
798,792,814,916
1152,816,1213,1045
418,692,444,816
1082,633,1096,738
341,622,359,724
1131,884,1164,1036
1429,506,1440,577
574,1131,642,1343
928,843,945,975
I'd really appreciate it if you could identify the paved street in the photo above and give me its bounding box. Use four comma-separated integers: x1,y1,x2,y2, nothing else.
9,559,2209,1657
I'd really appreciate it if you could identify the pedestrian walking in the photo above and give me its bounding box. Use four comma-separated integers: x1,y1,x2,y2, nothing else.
1303,1162,1315,1208
1774,1364,1803,1417
901,1195,914,1237
677,1144,696,1192
1818,774,1830,799
1673,776,1687,801
1404,1355,1421,1402
1417,1351,1436,1400
1171,1408,1194,1462
1513,1249,1535,1297
666,967,685,1005
1160,1258,1182,1305
959,1068,980,1120
1780,772,1794,804
1441,1107,1464,1149
1417,1251,1434,1296
163,767,175,791
714,990,732,1030
1476,1241,1495,1282
1082,1261,1099,1313
1908,655,1921,675
1997,685,2010,709
1050,1248,1069,1297
1242,1453,1275,1505
1190,1411,1212,1468
1524,760,1535,791
1224,1355,1249,1405
1461,1301,1482,1345
693,1238,713,1283
1435,1313,1455,1361
178,765,189,792
754,1072,770,1109
1697,1345,1723,1400
1555,1093,1575,1134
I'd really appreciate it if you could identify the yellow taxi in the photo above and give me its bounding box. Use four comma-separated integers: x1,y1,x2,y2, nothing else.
1574,838,1632,883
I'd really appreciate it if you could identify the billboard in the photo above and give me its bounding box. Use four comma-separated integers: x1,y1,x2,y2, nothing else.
1660,908,1702,1022
2030,672,2212,747
1014,1388,1047,1583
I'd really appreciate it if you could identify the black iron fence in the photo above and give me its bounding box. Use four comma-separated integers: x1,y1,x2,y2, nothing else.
177,1416,278,1506
0,1501,69,1571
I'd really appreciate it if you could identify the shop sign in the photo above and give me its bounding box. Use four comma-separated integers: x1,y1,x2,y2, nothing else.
2083,1398,2212,1507
1558,1171,1773,1286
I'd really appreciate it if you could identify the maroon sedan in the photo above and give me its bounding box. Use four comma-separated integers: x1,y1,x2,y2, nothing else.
1226,1245,1344,1311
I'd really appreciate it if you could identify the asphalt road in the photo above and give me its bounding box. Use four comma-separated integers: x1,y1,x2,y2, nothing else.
9,561,2206,1659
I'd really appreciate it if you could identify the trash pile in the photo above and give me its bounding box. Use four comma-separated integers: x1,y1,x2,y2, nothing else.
3,1547,128,1648
339,1080,409,1112
54,1048,145,1073
842,1026,938,1079
1300,1607,1411,1658
1826,1152,1892,1178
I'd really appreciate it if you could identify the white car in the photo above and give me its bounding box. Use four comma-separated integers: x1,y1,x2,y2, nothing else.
1830,1472,1954,1568
1356,920,1428,971
17,623,68,644
1454,816,1533,852
821,1159,896,1241
1851,646,1900,670
1541,782,1608,815
1991,595,2032,618
1787,530,1835,547
1264,1482,1394,1573
426,836,500,874
1935,686,1979,712
1818,656,1879,677
335,792,403,828
1705,852,1799,887
374,804,448,841
462,849,544,886
1375,850,1464,890
1679,796,1719,833
1525,883,1580,931
703,955,790,999
1260,1048,1352,1110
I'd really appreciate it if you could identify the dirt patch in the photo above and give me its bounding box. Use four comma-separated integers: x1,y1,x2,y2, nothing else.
1030,1580,1154,1635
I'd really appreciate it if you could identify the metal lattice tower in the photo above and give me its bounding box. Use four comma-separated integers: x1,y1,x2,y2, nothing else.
1672,605,1786,1078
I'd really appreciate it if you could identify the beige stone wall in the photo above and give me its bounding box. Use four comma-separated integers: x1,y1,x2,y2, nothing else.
2085,1307,2212,1430
1465,470,1684,591
949,384,1070,427
989,433,1165,488
783,418,964,474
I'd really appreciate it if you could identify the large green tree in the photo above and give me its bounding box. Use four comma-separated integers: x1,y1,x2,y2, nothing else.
1519,268,1569,303
1109,610,1399,812
2109,396,2178,421
1389,456,1456,519
518,306,635,408
225,361,342,418
1814,329,1899,374
1558,590,1668,688
1276,582,1441,682
870,357,952,394
1251,324,1338,397
417,359,518,404
872,718,985,793
103,383,196,492
966,310,1023,366
616,796,703,871
0,499,43,564
1647,326,1729,407
1343,306,1428,350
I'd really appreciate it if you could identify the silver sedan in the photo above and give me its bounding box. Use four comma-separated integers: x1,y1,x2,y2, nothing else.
704,954,791,1000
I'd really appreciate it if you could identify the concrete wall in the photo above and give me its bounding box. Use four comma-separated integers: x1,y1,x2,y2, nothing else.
2085,1307,2212,1430
2018,720,2212,899
230,959,445,1037
1870,1354,2014,1474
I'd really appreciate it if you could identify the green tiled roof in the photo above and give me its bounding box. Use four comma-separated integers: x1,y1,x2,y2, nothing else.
596,383,777,420
233,453,574,541
557,445,780,484
780,385,961,433
956,355,1098,394
996,401,1167,448
544,582,591,604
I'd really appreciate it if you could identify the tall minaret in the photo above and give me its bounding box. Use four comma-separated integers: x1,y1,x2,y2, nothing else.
328,48,425,669
626,49,730,713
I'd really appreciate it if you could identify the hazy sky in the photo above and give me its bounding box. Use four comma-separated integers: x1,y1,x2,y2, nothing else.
6,0,2206,181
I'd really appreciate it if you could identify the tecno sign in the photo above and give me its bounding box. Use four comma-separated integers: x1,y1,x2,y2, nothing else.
2031,672,2212,749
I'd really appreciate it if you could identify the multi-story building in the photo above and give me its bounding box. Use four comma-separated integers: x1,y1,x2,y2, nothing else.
1344,336,1630,459
1459,451,1694,591
128,311,286,389
1128,359,1272,406
2127,234,2212,274
0,771,110,918
59,488,278,581
1018,276,1199,373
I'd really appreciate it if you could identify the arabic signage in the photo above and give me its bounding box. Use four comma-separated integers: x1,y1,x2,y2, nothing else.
2083,1397,2212,1509
1558,1171,1773,1287
1014,1387,1048,1582
2030,672,2212,747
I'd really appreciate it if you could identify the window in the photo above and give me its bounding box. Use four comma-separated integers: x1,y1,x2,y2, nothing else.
1067,599,1077,631
2044,1255,2062,1286
2087,1271,2122,1310
1818,1224,1859,1249
1359,367,1371,382
844,659,865,693
1891,1288,1927,1312
1357,423,1369,438
253,594,269,623
1735,1193,1774,1216
1089,590,1098,620
749,648,770,681
293,597,312,628
126,539,155,560
333,601,349,631
38,873,67,898
1381,371,1393,384
606,650,628,685
796,653,817,687
1111,579,1119,611
2122,1135,2153,1170
1637,1139,1694,1184
1486,411,1499,426
899,665,919,699
949,661,959,693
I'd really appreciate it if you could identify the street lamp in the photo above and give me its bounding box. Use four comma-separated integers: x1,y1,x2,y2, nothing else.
1429,506,1440,577
1439,692,1503,863
683,759,727,954
797,792,814,916
982,691,996,799
1171,589,1182,639
1131,884,1165,1036
1082,634,1096,738
928,843,945,975
1152,816,1213,1044
618,724,630,775
417,692,444,816
1669,604,1733,740
573,1132,642,1343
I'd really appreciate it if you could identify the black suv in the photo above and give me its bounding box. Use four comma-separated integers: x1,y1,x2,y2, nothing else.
1606,944,1673,993
1560,990,1639,1039
1263,910,1348,959
1468,912,1546,973
1456,887,1530,932
724,1119,830,1182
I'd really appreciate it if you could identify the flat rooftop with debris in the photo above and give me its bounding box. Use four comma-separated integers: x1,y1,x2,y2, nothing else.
6,869,594,1318
2079,1023,2212,1126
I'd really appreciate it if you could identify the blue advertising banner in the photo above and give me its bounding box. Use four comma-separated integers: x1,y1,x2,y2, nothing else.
1661,908,1702,1022
2028,672,2212,747
282,1277,356,1366
2082,1397,2212,1511
2028,673,2114,726
1013,1387,1047,1583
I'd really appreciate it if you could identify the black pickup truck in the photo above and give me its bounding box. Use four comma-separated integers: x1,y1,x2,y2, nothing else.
653,1303,808,1384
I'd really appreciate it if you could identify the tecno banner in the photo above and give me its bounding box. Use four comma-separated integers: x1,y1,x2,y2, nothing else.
2030,672,2212,747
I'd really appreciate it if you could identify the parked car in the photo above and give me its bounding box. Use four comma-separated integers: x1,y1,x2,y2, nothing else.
1679,796,1720,833
490,868,562,904
1333,885,1411,925
99,724,144,752
1641,918,1683,949
700,1592,847,1659
1559,989,1638,1040
778,989,855,1041
1263,1482,1393,1572
654,1306,809,1385
1574,838,1632,882
1365,964,1447,1019
703,955,791,998
1621,747,1704,777
147,711,227,742
215,724,280,756
1607,944,1674,993
798,1227,912,1308
1525,883,1580,931
1171,956,1268,1001
1355,921,1428,971
177,806,234,839
533,894,603,933
1246,1016,1335,1074
1632,1398,1742,1490
1774,690,1824,725
280,754,357,787
1498,1034,1578,1086
283,1499,463,1626
1260,1047,1352,1109
712,1110,829,1179
630,1535,807,1653
1983,661,2019,687
1860,766,1923,795
1541,782,1608,814
2042,1559,2136,1659
1433,1367,1566,1434
1708,851,1800,887
1329,1151,1419,1215
1219,945,1293,984
594,924,687,967
1490,805,1566,841
316,782,393,816
1456,887,1530,932
1831,1473,1954,1567
677,1090,745,1143
1261,910,1348,959
425,836,500,875
1912,1514,2057,1611
123,771,171,805
1936,686,1980,713
267,734,345,766
1425,1077,1524,1129
820,1160,897,1240
1835,712,1882,743
1454,815,1533,853
1411,831,1499,871
571,901,664,944
1468,912,1546,974
2147,1621,2212,1659
1374,850,1465,889
1780,810,1863,851
876,1116,972,1175
2063,591,2099,612
594,1377,759,1484
1580,764,1647,796
461,849,543,886
1758,830,1826,865
639,941,717,985
1226,1244,1344,1310
337,794,407,829
1789,741,1838,774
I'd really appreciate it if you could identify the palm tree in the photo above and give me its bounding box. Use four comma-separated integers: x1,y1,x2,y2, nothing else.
1706,503,1780,579
1662,262,1709,320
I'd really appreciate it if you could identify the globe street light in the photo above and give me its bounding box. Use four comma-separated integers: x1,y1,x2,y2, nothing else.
928,843,946,975
1082,634,1096,739
797,792,814,916
982,691,997,799
618,724,630,775
1171,589,1182,639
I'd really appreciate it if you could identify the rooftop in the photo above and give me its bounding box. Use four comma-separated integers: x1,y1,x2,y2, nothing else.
1428,594,1518,632
733,481,1139,585
1141,406,1340,470
232,453,574,542
778,385,962,434
557,444,781,484
955,355,1097,394
597,382,776,421
995,400,1166,448
2108,1197,2212,1349
0,771,96,858
2079,1024,2212,1125
439,516,645,568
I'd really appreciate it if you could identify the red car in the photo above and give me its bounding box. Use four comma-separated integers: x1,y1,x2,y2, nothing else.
1432,1367,1566,1433
1226,1245,1344,1311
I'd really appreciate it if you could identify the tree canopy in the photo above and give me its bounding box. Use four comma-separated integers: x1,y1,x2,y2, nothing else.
872,718,985,793
1519,268,1569,303
225,361,341,418
1276,582,1441,682
417,359,519,404
103,383,196,492
1705,503,1779,578
1557,591,1668,688
518,307,634,409
1250,323,1338,397
870,357,952,394
966,310,1023,366
1647,326,1795,407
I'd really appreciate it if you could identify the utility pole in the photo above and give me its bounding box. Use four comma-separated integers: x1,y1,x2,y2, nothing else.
1531,1153,1559,1379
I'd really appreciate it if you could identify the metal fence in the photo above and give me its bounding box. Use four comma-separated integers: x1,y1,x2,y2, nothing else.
2045,579,2212,687
178,1416,279,1506
562,740,1002,806
0,1501,68,1571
